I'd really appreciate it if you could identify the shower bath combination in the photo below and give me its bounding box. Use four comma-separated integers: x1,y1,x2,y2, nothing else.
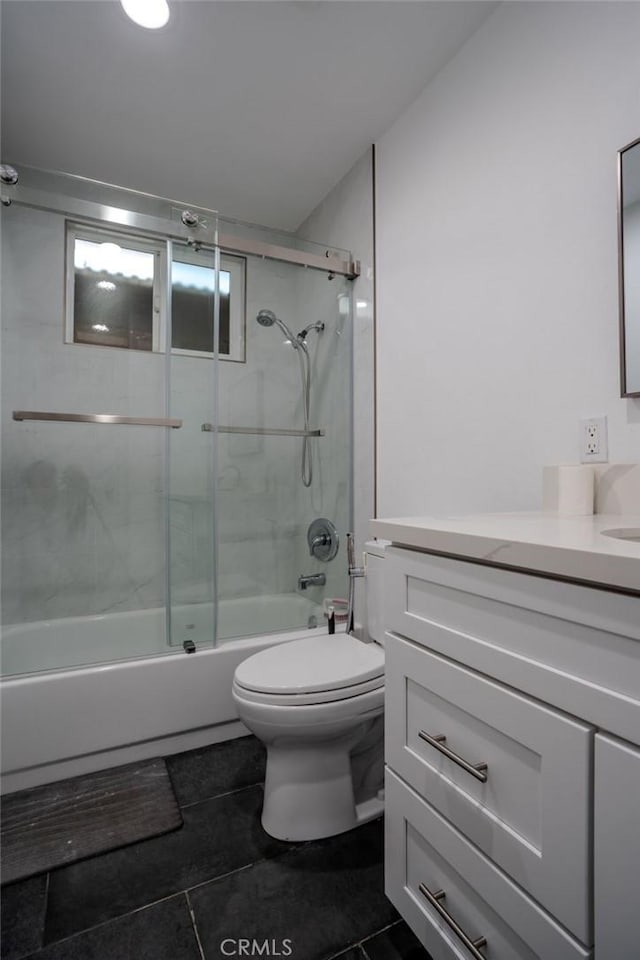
1,162,356,796
256,309,324,487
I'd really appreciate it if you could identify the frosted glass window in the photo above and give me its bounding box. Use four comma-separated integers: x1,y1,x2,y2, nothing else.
171,261,231,355
170,250,245,362
66,226,245,361
72,238,156,350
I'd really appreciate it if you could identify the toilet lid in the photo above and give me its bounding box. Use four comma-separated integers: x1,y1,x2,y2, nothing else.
234,634,385,696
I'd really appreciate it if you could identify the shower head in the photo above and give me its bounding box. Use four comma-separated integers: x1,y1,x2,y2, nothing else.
256,309,278,328
255,309,297,345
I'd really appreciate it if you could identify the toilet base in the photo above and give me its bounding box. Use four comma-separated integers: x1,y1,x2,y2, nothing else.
261,736,383,841
355,793,385,826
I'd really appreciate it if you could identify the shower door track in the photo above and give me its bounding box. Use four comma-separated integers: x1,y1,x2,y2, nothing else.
3,183,360,280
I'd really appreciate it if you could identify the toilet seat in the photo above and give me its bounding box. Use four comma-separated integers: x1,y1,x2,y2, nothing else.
234,633,384,706
233,673,384,706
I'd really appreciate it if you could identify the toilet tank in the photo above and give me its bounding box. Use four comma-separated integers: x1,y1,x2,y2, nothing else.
365,539,389,645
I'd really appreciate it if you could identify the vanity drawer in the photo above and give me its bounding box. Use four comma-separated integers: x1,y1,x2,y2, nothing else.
385,633,592,942
385,769,591,960
384,547,640,744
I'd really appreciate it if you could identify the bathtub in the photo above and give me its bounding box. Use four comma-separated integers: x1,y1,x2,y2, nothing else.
1,594,325,794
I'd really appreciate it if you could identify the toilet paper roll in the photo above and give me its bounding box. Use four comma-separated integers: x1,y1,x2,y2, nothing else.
542,465,595,516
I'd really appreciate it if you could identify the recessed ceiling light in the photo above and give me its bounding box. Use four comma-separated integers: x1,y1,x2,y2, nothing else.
120,0,170,30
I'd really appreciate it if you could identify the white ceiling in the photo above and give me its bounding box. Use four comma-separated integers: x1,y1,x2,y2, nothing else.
1,0,496,230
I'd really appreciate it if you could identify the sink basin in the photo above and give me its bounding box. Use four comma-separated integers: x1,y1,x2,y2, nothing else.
601,527,640,543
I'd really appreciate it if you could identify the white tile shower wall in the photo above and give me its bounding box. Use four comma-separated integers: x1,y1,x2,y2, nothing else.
297,149,375,628
0,204,322,624
375,2,640,518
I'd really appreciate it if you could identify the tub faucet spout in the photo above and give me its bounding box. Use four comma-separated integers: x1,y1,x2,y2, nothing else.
298,573,326,590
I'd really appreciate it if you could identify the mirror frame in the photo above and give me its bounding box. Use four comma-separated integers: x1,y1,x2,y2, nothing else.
618,135,640,398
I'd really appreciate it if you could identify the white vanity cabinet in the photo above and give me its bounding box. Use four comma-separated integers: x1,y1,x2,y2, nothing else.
381,544,640,960
594,734,640,959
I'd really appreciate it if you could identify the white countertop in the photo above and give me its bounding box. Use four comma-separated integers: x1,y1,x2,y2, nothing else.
370,512,640,594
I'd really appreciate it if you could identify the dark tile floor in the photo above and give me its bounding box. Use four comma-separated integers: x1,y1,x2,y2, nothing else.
1,736,431,960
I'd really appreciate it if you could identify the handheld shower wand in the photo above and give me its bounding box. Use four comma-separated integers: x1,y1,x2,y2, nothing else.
255,309,323,487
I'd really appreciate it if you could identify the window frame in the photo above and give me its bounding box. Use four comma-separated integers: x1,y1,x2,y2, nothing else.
65,222,246,362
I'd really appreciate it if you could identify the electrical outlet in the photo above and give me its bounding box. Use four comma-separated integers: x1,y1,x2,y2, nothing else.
580,416,608,463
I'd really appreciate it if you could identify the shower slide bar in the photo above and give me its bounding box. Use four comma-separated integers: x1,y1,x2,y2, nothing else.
12,411,182,428
201,423,324,437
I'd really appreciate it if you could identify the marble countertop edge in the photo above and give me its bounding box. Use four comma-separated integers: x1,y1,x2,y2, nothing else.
369,512,640,594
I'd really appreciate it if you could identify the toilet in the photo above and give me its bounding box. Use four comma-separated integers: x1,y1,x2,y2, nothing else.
232,540,387,841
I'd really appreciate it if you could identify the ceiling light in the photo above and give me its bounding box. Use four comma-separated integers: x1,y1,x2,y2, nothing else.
120,0,170,30
96,280,116,292
92,323,110,333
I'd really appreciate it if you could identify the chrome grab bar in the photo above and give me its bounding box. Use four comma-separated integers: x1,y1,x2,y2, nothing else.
201,424,324,437
418,731,488,783
418,886,488,960
13,411,182,428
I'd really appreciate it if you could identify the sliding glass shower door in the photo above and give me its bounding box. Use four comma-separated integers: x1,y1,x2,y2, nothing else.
213,249,353,642
1,164,355,675
0,169,220,673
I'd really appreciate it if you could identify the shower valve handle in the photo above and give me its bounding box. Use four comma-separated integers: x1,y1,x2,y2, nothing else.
310,534,329,555
307,518,339,562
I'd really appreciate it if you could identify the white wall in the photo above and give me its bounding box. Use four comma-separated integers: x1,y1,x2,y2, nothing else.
376,2,640,518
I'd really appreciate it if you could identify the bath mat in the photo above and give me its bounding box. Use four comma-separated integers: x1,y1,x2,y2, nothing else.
0,758,183,885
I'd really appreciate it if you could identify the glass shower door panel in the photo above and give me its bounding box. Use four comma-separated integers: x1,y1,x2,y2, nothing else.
295,272,353,628
215,254,353,643
1,202,171,675
168,356,216,652
167,237,220,653
216,433,324,640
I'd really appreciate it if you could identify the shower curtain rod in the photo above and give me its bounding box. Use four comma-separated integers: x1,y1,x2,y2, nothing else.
3,184,360,280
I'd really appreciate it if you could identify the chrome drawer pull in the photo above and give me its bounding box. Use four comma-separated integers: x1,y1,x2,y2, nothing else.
418,731,488,783
419,885,488,960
